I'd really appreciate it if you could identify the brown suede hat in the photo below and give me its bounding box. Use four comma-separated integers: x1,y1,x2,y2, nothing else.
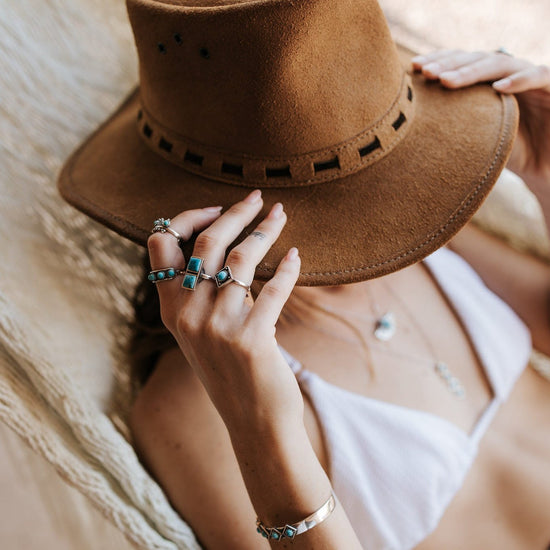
58,0,518,286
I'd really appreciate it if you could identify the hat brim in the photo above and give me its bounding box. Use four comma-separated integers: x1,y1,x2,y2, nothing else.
58,45,518,286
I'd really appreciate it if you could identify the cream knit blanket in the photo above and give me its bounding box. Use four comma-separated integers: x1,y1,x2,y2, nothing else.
0,1,548,549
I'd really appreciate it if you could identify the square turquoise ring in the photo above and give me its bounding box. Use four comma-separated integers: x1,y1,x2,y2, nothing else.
182,256,214,291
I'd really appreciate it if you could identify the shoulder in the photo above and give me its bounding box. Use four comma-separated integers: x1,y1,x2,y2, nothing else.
130,347,269,550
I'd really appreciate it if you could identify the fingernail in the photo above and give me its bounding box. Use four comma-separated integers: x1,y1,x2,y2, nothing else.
286,247,299,261
440,71,458,82
269,202,284,219
244,189,262,204
203,205,223,213
424,62,441,75
493,77,511,89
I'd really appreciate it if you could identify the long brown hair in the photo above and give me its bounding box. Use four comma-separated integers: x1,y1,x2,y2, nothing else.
128,252,176,391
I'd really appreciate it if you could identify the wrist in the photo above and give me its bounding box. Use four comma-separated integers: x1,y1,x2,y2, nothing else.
230,421,332,525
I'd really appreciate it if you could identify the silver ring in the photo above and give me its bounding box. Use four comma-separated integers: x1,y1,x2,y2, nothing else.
151,218,184,243
495,46,513,57
148,267,185,283
182,256,216,291
214,266,251,295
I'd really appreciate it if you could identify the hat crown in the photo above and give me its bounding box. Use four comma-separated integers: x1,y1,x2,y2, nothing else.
127,0,404,159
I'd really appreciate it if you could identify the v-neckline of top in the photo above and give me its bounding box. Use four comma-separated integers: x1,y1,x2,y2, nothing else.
280,247,501,446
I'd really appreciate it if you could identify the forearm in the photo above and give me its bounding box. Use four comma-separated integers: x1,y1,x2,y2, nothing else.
230,421,363,549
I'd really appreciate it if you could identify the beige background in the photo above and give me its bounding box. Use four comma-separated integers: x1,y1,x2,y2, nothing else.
1,1,549,549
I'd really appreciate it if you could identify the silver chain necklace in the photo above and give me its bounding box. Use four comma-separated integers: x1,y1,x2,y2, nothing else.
290,282,466,399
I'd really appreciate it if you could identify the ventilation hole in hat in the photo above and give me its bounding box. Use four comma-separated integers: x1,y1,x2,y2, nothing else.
143,124,153,138
392,112,406,131
184,150,204,166
314,156,340,173
158,43,167,54
266,166,291,178
174,33,183,44
159,137,173,153
199,47,210,59
407,86,413,101
137,110,143,121
221,163,243,176
359,136,381,157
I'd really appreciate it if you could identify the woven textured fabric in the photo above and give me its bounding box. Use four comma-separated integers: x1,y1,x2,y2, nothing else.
0,1,199,548
0,1,548,549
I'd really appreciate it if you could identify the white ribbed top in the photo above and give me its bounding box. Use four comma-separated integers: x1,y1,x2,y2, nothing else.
280,247,532,550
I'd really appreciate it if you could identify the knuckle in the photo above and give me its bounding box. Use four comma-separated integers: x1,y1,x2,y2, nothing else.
226,202,249,217
458,64,474,75
194,231,219,251
262,281,282,300
176,311,196,336
204,314,226,340
226,247,249,268
231,329,256,358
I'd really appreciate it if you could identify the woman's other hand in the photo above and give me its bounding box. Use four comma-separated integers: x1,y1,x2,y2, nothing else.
412,50,550,197
147,191,304,434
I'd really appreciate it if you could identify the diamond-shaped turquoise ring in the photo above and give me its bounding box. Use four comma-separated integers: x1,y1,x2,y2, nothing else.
181,256,215,291
214,266,251,295
148,267,184,284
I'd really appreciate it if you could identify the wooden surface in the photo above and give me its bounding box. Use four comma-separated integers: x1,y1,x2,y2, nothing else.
0,422,134,550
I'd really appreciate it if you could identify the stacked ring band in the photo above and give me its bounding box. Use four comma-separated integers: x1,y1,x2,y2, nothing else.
214,266,251,295
182,256,215,291
148,267,185,283
151,217,184,243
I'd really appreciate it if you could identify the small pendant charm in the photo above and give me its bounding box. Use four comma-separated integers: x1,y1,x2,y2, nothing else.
435,362,466,398
374,312,396,341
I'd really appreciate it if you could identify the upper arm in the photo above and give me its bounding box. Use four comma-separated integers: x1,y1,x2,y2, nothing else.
129,347,270,550
448,222,550,356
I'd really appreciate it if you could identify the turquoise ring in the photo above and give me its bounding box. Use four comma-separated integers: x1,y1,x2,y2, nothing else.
214,266,251,295
148,267,184,283
151,217,184,244
182,256,215,291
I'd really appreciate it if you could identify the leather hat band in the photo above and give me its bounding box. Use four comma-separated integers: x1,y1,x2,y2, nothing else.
136,72,416,188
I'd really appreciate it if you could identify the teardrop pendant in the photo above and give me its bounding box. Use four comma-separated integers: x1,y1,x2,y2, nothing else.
374,312,396,341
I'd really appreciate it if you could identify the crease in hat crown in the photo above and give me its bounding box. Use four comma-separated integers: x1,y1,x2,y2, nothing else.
128,0,417,187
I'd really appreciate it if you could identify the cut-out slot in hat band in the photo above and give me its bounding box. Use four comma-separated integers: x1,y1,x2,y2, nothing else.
136,73,416,188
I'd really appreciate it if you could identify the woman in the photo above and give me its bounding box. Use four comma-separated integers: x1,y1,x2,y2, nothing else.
57,1,550,548
130,56,550,550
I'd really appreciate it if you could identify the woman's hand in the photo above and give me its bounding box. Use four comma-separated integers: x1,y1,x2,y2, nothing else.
412,50,550,197
147,191,304,434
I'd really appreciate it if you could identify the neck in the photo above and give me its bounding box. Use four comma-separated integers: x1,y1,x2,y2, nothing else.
293,280,372,301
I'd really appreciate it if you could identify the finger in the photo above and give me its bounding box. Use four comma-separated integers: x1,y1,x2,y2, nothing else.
147,206,222,302
180,189,265,315
493,64,550,94
191,189,264,277
411,50,460,72
246,247,301,331
419,51,486,79
214,202,287,315
438,55,527,89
